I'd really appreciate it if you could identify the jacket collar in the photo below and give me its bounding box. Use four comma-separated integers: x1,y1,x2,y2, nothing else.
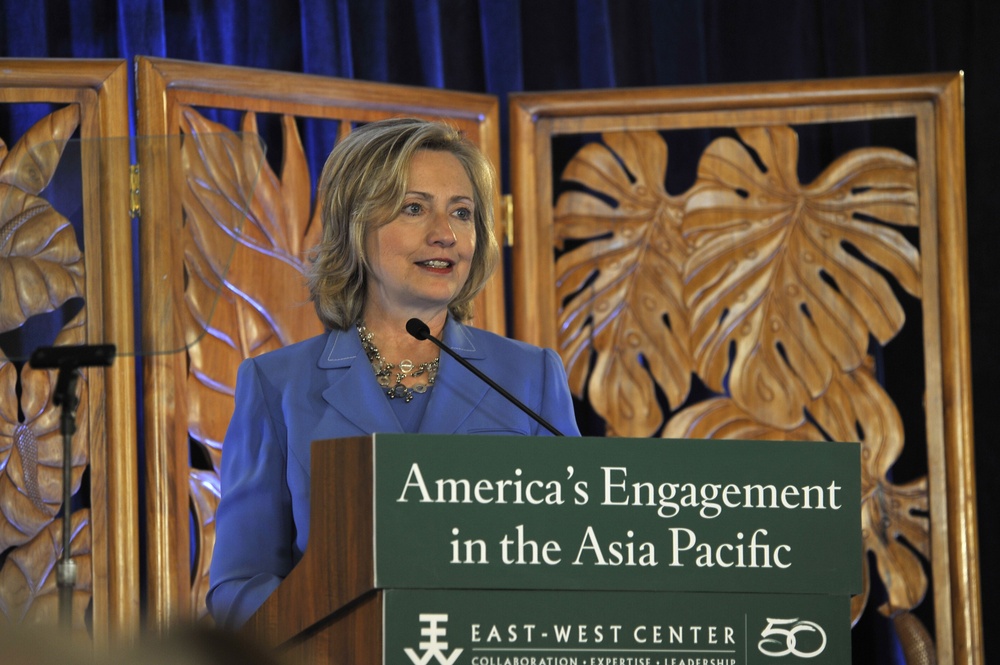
316,318,488,434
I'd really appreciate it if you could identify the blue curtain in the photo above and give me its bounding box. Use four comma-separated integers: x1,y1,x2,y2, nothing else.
2,1,994,190
1,1,996,662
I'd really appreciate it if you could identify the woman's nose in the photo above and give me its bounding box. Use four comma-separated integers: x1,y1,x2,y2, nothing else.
427,211,457,246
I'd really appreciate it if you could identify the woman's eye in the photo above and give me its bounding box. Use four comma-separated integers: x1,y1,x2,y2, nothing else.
453,207,472,221
404,202,423,215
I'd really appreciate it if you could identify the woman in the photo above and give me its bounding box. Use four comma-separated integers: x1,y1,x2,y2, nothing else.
207,118,580,628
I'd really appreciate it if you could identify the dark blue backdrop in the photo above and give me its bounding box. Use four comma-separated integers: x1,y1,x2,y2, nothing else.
1,1,996,661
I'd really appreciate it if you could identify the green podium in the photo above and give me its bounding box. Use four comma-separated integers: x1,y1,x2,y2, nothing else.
246,435,861,663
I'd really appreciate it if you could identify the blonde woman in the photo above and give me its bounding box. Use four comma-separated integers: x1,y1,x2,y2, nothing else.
208,118,579,628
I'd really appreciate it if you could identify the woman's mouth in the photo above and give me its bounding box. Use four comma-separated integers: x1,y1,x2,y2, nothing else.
418,260,453,269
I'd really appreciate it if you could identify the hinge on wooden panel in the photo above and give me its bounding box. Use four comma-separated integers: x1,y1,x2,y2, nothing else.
502,193,514,248
129,165,140,218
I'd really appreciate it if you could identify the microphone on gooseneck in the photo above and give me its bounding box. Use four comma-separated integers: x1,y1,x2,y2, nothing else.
405,318,565,436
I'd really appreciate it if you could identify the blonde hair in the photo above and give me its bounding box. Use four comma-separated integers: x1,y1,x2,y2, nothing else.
307,117,499,329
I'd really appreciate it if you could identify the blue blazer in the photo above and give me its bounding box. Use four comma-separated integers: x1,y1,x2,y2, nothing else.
206,318,580,627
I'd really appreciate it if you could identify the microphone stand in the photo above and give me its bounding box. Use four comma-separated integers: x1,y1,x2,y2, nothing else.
28,344,116,630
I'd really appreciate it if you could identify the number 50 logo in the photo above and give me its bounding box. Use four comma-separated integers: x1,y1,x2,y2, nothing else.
757,618,827,658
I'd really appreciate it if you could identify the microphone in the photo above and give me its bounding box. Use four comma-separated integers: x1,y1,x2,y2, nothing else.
29,344,116,370
405,318,564,436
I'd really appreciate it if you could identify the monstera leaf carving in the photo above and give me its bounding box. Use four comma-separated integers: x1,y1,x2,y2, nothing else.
664,355,930,622
683,126,920,429
662,396,822,441
556,125,929,629
809,360,929,618
0,106,83,332
555,131,691,436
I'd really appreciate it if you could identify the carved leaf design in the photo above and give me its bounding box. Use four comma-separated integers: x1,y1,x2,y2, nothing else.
0,105,83,333
661,396,821,441
277,115,322,260
179,108,325,618
554,124,930,631
557,125,923,434
683,126,919,429
189,470,221,619
180,108,323,467
554,131,691,436
0,107,90,630
810,361,929,616
863,475,929,615
852,553,871,626
666,356,929,620
0,312,88,552
0,190,84,333
0,510,91,626
0,105,80,195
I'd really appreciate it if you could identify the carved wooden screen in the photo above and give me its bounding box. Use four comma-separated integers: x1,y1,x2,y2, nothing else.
134,56,504,627
510,74,980,664
0,60,138,643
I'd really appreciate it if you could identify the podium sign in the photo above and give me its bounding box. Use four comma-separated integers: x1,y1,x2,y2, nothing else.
374,435,861,595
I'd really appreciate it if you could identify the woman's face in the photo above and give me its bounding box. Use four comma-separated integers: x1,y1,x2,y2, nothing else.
364,149,477,319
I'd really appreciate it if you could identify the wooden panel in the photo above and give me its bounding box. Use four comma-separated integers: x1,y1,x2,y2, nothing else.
0,59,138,646
135,57,503,628
510,74,979,664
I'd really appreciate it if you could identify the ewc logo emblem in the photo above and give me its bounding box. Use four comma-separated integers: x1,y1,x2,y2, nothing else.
405,613,464,665
757,617,827,658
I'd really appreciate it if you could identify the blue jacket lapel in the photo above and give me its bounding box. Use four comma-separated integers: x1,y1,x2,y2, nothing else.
317,329,403,435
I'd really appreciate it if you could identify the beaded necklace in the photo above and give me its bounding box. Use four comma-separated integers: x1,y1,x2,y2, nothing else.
356,321,439,402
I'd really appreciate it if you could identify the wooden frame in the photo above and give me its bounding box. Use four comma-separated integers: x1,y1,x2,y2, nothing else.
0,59,138,644
509,73,979,664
